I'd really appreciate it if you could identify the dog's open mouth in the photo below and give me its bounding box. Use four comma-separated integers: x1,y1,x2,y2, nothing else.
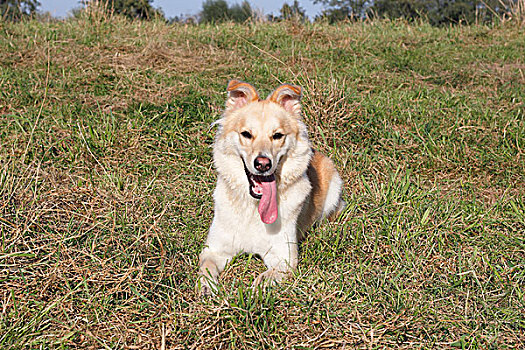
243,162,278,224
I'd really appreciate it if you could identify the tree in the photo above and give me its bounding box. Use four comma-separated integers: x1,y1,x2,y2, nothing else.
201,0,229,22
200,0,253,23
229,1,253,22
369,0,503,25
1,0,40,21
104,0,163,20
279,0,307,21
369,0,429,22
430,0,503,25
315,6,352,22
313,0,369,19
431,0,478,24
315,0,506,24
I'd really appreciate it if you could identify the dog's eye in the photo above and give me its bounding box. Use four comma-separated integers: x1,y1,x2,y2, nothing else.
272,132,284,140
240,131,252,139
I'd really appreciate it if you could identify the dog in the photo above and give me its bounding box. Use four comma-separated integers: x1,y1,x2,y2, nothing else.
198,80,345,296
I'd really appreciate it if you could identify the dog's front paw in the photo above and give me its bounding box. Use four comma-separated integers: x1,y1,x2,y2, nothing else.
197,275,217,297
253,269,287,289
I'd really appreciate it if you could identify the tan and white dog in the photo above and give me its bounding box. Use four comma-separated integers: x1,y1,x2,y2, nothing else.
198,80,345,295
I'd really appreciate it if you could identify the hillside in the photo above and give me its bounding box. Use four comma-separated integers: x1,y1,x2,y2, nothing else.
1,10,524,349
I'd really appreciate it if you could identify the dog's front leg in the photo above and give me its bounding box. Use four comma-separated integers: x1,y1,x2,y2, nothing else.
254,232,298,287
197,249,231,296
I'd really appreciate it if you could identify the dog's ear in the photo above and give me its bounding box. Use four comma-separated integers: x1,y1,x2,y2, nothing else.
225,80,259,111
267,84,302,116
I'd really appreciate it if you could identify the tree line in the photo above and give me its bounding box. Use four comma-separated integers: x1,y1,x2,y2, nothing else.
316,0,514,25
1,0,520,25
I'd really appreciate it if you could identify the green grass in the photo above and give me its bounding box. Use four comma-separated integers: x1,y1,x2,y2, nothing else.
1,9,524,349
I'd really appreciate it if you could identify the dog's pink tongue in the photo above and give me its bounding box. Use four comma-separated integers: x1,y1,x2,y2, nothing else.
258,178,278,224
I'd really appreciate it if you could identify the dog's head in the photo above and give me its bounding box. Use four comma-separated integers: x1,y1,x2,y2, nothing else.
214,80,310,224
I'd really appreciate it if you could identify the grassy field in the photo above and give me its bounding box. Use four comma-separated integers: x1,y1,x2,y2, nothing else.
1,7,524,349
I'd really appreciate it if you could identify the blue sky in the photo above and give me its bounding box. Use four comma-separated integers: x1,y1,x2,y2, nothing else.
40,1,325,19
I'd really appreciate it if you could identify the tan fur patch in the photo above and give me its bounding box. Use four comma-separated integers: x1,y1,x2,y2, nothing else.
297,150,337,234
227,80,259,99
220,102,300,148
267,84,301,102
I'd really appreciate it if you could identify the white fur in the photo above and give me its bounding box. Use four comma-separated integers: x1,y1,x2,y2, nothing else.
322,172,344,219
199,124,312,294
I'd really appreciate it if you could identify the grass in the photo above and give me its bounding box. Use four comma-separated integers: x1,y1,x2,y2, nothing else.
0,8,524,349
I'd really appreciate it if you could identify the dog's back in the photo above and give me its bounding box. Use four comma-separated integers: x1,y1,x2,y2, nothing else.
297,150,345,236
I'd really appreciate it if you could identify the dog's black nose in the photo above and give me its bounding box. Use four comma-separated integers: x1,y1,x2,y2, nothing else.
254,156,272,172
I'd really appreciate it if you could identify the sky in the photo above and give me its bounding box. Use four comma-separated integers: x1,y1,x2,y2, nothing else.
40,0,325,19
